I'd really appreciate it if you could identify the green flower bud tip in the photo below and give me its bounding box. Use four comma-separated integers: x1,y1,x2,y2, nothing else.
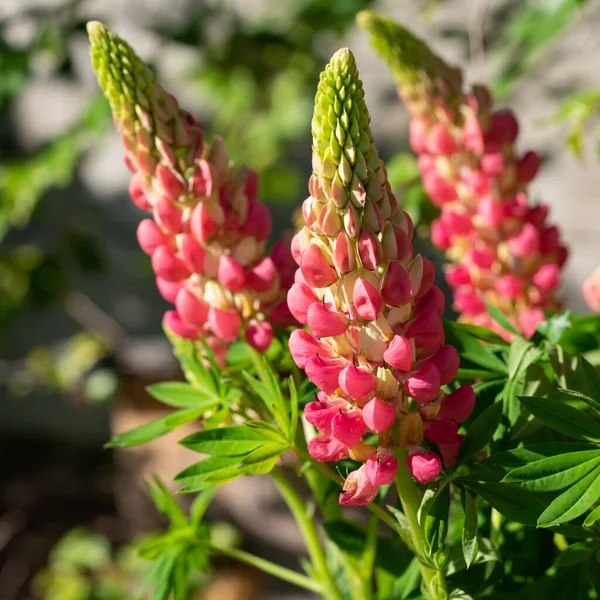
87,21,158,120
356,10,460,94
312,48,377,192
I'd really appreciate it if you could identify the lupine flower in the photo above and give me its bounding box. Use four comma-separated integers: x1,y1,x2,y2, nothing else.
358,12,567,339
289,48,475,504
87,22,295,358
583,267,600,313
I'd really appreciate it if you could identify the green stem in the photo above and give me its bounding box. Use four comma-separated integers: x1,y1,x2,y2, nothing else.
209,542,322,594
271,467,343,600
393,448,447,600
295,447,407,541
360,513,379,600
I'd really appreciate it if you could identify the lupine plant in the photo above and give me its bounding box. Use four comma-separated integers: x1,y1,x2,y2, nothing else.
88,15,600,600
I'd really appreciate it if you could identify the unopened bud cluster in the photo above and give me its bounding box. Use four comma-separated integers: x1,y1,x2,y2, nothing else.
289,49,474,505
88,22,295,359
359,13,567,339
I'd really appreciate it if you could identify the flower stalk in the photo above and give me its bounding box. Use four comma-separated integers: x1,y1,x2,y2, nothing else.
358,11,567,339
87,21,296,361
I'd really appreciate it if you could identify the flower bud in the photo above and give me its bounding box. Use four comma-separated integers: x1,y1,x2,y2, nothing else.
509,223,539,257
406,449,442,484
190,201,217,242
128,173,151,210
516,151,541,183
357,228,382,270
517,308,544,339
245,320,274,352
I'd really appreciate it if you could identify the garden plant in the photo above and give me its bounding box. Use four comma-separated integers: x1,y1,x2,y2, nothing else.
83,10,600,600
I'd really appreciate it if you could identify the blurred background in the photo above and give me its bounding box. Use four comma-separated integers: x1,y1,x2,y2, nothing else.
1,0,600,598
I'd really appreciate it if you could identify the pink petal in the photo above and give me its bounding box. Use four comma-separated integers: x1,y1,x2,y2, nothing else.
288,330,333,369
428,345,460,385
353,277,382,321
246,257,277,292
403,363,441,403
406,449,442,484
307,302,348,337
175,288,209,329
163,310,198,340
438,385,476,423
384,335,413,371
137,219,169,256
287,282,319,325
208,306,241,342
362,397,396,432
338,364,376,400
308,435,350,462
245,320,274,352
423,418,458,445
218,255,246,292
339,466,379,506
305,355,346,395
365,453,398,486
382,261,412,306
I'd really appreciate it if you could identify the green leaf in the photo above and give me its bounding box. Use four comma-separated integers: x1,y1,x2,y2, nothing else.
450,323,508,346
503,450,600,492
324,520,367,559
456,402,503,465
581,356,600,406
179,425,271,456
424,483,450,556
508,338,542,380
190,487,217,528
461,491,478,569
106,407,205,448
554,541,599,567
558,387,600,412
238,442,287,467
175,455,244,490
145,476,188,527
538,464,600,526
584,504,600,527
519,396,600,441
464,481,547,526
482,298,521,336
245,420,288,444
146,381,218,408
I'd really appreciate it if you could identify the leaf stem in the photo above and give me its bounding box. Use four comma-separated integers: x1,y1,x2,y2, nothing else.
208,542,322,594
271,467,343,600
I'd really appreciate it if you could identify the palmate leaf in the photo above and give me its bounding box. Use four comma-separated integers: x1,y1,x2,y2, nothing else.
519,396,600,441
463,481,547,526
503,450,600,492
538,464,600,526
176,424,289,491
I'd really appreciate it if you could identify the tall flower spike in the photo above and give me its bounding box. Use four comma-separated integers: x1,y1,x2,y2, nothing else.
289,48,474,503
87,22,296,358
358,12,567,339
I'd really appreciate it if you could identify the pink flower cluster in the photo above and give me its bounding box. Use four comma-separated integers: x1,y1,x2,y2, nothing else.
117,82,295,360
288,48,475,506
404,86,566,339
